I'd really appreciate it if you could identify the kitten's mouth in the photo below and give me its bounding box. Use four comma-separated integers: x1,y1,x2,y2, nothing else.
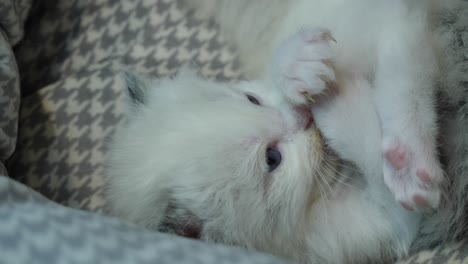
294,106,315,131
161,220,202,239
305,113,314,130
159,204,203,240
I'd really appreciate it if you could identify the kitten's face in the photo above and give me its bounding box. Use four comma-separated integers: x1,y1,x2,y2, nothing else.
107,70,329,252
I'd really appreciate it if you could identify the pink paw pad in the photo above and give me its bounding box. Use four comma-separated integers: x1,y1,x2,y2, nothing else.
385,145,407,170
382,136,442,211
416,169,432,184
413,195,429,207
400,201,414,211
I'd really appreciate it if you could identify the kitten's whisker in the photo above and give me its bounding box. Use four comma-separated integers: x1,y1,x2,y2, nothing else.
315,173,329,221
322,155,360,173
317,168,333,194
322,167,355,190
321,159,357,190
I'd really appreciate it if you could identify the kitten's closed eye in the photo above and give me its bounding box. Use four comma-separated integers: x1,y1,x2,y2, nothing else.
266,147,282,172
246,94,261,106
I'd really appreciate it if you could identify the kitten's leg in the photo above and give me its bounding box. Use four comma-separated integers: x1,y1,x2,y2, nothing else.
270,27,337,105
374,21,443,211
270,27,421,257
270,27,387,194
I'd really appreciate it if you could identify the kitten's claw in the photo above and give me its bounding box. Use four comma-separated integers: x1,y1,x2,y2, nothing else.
301,29,337,44
302,91,315,104
272,27,337,105
382,137,443,211
322,32,337,43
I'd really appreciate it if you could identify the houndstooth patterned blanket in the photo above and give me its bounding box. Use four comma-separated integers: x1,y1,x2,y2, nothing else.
0,0,30,175
0,175,291,264
9,0,241,210
0,0,466,263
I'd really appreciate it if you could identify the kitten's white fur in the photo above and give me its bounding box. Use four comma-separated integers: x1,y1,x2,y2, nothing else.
107,69,419,263
106,0,465,263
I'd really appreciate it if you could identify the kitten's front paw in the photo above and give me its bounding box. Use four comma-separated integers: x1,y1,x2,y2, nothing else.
272,27,337,105
383,136,443,211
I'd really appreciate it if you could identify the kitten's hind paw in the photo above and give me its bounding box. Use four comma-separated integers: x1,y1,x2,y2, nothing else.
383,137,443,211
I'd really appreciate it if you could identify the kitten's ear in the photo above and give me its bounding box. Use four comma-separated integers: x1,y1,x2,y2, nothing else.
121,71,154,107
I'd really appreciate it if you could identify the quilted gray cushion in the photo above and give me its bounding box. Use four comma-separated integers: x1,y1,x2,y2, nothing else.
0,33,18,175
0,175,291,264
0,0,31,174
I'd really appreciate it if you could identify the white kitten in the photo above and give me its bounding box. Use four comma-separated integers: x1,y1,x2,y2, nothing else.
105,0,459,263
106,71,417,263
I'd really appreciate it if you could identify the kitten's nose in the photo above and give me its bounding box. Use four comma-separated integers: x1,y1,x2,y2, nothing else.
294,106,314,130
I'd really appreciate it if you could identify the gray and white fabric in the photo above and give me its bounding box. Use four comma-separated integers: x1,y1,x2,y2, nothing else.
0,175,290,264
0,0,31,175
9,0,241,211
0,34,18,176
